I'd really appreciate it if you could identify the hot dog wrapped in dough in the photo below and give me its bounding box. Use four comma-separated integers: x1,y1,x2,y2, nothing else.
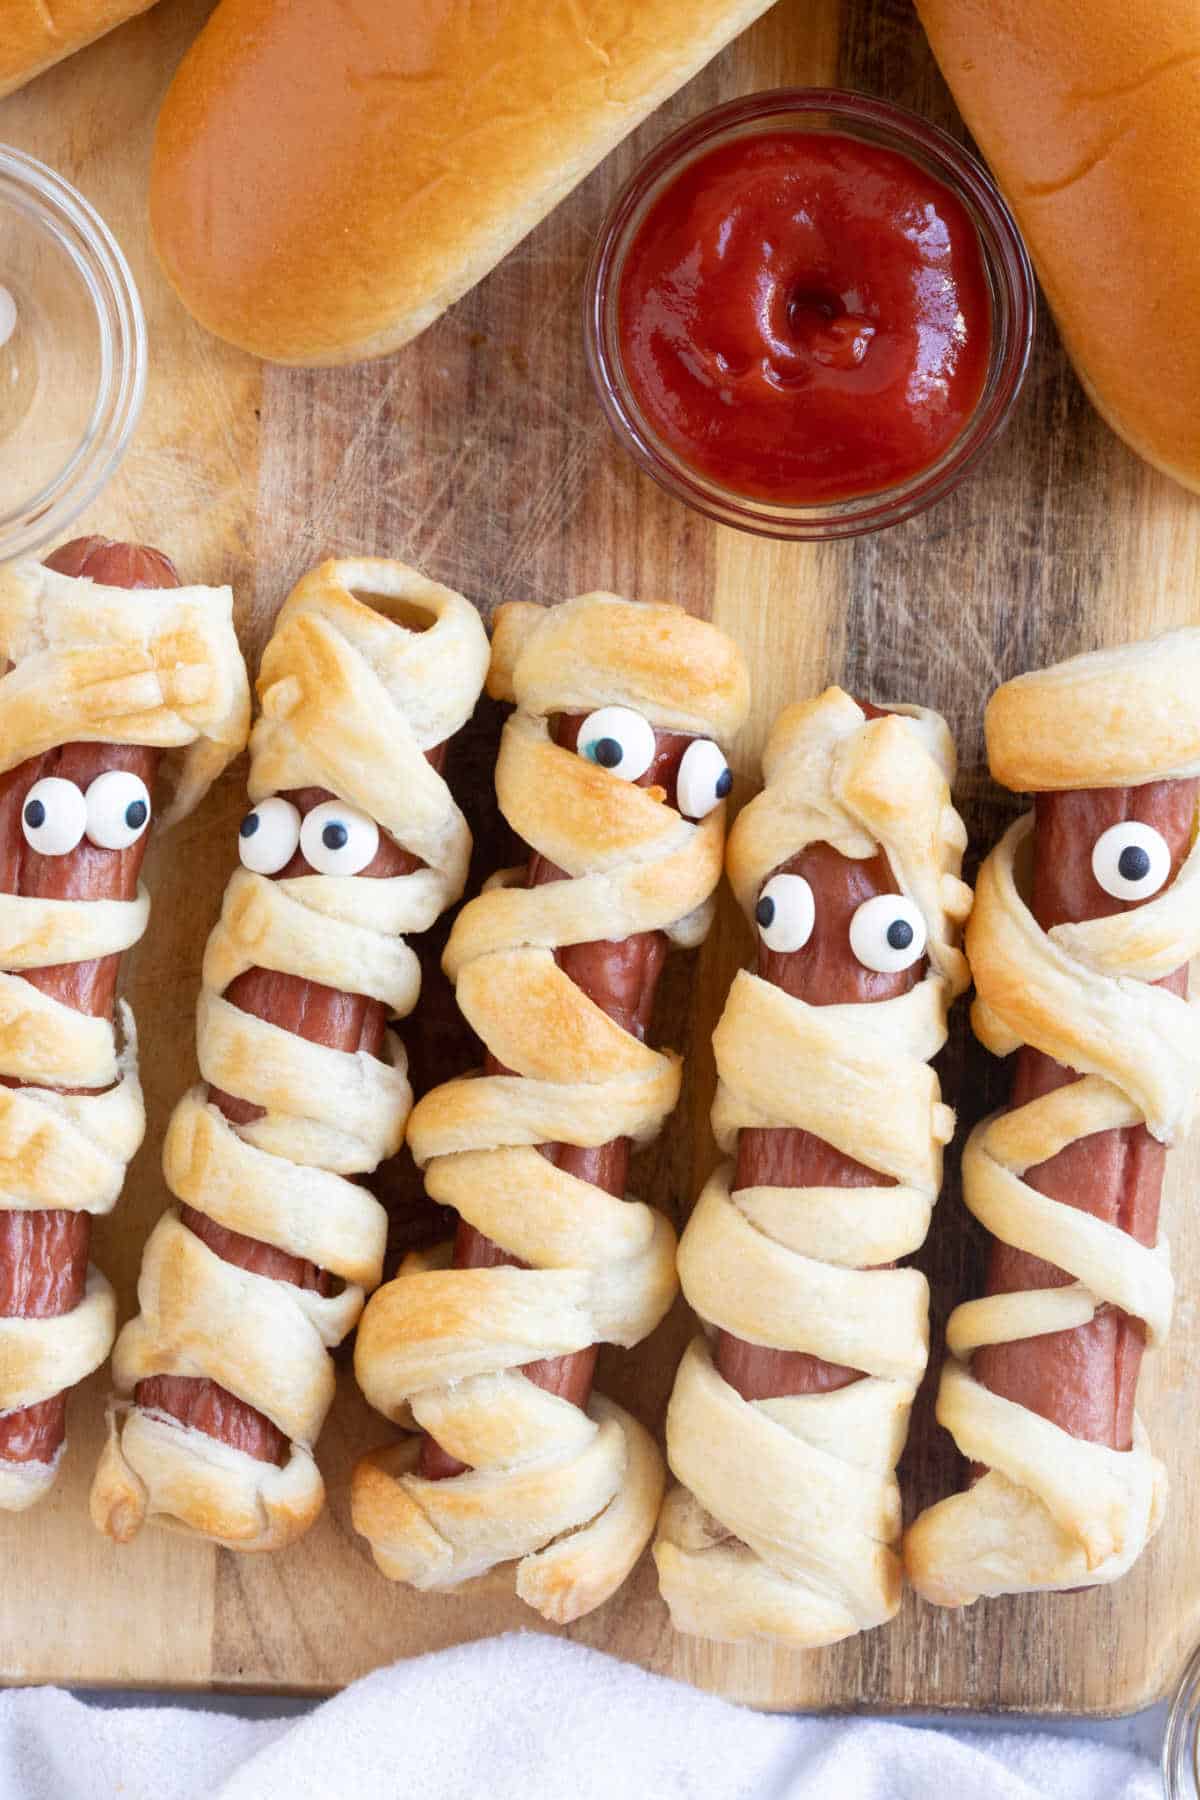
656,690,971,1645
0,542,250,1509
906,632,1200,1605
353,593,750,1623
92,558,489,1550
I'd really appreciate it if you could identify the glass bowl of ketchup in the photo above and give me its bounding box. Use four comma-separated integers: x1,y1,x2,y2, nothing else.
0,146,146,562
584,90,1035,541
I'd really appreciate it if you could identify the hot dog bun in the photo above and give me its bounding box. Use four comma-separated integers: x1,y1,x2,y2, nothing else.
148,0,773,366
0,0,158,100
915,0,1200,493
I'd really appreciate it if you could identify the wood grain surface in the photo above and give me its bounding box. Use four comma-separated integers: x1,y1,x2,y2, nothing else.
1,0,1198,1713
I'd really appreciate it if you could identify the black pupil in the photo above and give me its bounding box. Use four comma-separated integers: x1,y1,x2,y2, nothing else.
715,766,733,798
756,896,776,929
591,737,623,769
887,919,914,951
125,799,148,830
239,813,259,838
322,822,349,851
1118,845,1152,883
23,799,45,829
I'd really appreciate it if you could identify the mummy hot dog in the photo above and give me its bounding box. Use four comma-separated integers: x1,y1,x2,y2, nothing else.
352,593,749,1622
0,541,249,1509
655,690,970,1645
905,633,1200,1605
91,559,488,1550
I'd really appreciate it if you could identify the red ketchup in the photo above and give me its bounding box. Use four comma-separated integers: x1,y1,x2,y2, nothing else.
617,131,991,506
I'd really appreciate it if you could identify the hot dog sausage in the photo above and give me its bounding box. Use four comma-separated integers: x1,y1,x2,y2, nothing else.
655,688,968,1645
903,631,1200,1607
136,763,444,1466
95,557,487,1550
714,703,924,1404
0,537,176,1474
715,834,924,1403
418,717,689,1481
355,592,749,1615
971,780,1196,1454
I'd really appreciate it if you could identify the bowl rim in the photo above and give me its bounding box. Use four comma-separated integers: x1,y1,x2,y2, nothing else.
583,87,1037,543
0,144,147,562
1164,1641,1200,1798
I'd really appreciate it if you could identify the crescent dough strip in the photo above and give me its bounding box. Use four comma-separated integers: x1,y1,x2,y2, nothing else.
93,559,489,1550
353,592,749,1622
905,630,1200,1606
0,560,250,822
0,560,249,1510
655,689,971,1646
0,887,149,967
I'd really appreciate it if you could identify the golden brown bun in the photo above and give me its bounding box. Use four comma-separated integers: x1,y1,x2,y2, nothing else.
0,0,158,99
148,0,773,366
916,0,1200,494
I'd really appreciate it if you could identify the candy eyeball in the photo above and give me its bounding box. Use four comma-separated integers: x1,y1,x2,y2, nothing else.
238,796,302,875
849,894,927,973
85,770,152,850
299,799,380,876
677,738,732,820
1091,821,1172,903
755,873,815,954
576,706,657,782
20,777,87,857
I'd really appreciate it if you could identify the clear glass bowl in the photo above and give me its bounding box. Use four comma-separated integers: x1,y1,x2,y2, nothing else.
0,145,146,561
1164,1644,1200,1796
583,89,1036,542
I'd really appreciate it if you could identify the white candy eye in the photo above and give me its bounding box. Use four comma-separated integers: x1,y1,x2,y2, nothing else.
84,770,152,850
1091,821,1171,902
755,873,815,954
299,799,380,875
849,894,927,973
238,796,302,875
576,706,657,782
677,738,732,820
21,777,86,857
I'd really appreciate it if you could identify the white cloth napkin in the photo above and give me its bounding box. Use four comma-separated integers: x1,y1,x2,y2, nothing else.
0,1634,1160,1799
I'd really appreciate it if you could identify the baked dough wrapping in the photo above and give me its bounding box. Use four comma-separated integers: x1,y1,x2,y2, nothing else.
0,557,250,1509
92,558,488,1550
352,593,750,1622
655,689,971,1645
905,632,1200,1606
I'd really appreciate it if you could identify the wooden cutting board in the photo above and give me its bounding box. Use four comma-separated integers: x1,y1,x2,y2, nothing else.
2,0,1198,1714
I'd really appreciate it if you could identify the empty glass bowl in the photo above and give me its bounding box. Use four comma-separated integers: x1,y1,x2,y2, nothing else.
0,145,145,561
